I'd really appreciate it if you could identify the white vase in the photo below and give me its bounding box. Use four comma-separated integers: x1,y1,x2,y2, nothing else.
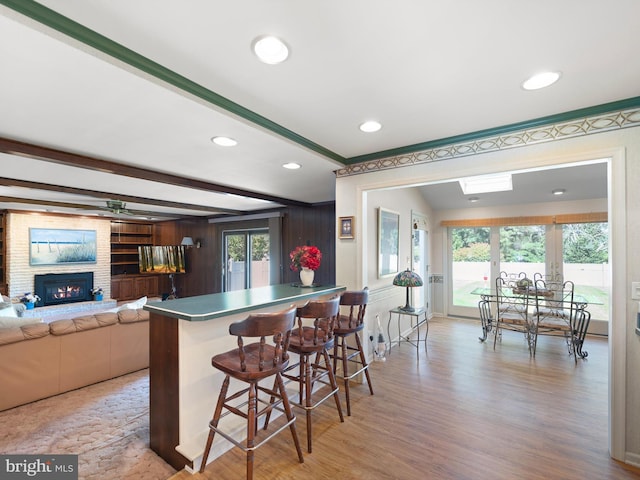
299,267,314,286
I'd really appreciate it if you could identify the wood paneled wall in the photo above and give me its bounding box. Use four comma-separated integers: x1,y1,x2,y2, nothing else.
282,203,336,287
157,203,336,298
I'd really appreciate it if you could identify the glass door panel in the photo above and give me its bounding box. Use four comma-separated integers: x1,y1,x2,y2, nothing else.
499,225,545,279
450,227,491,308
224,233,246,291
562,222,609,322
249,232,270,288
223,229,270,291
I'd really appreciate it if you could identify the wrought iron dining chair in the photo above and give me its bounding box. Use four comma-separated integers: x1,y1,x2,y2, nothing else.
532,278,577,358
478,298,494,342
493,275,535,353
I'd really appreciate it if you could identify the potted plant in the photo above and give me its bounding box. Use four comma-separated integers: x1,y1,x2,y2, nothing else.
20,292,40,310
91,287,104,301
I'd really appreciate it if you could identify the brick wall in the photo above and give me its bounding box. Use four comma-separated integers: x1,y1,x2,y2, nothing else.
6,213,111,300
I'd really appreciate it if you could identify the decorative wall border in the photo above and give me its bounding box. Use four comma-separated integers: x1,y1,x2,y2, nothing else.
336,106,640,177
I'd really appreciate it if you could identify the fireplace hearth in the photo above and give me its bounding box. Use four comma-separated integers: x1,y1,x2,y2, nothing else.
34,272,94,307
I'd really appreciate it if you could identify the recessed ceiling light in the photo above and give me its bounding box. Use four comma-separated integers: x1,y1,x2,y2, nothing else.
522,71,561,90
552,188,566,195
282,162,301,170
211,136,237,147
468,197,480,203
359,121,382,133
253,36,289,64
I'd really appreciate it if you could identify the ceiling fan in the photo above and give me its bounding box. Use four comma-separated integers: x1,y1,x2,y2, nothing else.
105,200,131,215
100,199,172,218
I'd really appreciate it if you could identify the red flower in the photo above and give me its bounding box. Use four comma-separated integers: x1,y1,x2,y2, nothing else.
289,245,322,271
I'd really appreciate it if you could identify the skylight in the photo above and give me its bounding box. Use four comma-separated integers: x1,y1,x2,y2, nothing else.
459,173,513,195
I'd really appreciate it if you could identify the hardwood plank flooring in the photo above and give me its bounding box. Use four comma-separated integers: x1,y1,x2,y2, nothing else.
172,318,640,480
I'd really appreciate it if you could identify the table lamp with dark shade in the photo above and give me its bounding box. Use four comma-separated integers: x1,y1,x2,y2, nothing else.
393,269,424,312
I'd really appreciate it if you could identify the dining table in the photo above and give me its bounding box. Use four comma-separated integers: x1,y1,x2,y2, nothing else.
470,285,599,360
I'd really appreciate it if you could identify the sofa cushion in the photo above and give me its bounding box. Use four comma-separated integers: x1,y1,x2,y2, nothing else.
0,322,50,346
93,312,119,327
49,314,118,336
49,319,79,336
118,308,150,324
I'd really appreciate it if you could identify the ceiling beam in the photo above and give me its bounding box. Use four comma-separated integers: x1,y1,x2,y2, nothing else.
0,136,311,208
0,0,346,164
0,195,182,218
0,177,241,214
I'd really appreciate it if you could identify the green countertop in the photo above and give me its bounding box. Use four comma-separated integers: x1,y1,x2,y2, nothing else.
143,283,346,321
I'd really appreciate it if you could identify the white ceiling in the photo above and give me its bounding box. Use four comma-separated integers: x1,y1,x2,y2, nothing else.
0,0,635,219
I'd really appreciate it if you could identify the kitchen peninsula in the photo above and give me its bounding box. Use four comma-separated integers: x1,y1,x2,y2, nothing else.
144,283,345,471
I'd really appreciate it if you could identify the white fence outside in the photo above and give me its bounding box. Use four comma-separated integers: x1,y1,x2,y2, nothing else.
453,261,609,287
452,261,609,321
227,260,270,291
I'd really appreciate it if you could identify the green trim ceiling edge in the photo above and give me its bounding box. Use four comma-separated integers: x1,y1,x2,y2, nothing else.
336,104,640,177
1,0,345,164
3,0,640,169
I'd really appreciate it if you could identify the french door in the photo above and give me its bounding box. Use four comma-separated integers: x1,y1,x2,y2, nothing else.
447,222,609,329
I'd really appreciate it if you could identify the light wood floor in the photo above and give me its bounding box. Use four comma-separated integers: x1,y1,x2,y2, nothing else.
171,317,640,480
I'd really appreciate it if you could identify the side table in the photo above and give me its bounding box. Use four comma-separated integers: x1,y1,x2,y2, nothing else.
387,307,428,358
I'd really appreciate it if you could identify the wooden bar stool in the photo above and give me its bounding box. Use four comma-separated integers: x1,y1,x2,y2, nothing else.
331,288,373,416
199,305,304,480
279,296,344,453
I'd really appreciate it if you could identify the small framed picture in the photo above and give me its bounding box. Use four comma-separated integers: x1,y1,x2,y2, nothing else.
338,216,355,239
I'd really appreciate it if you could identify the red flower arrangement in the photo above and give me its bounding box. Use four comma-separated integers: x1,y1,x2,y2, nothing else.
289,245,322,271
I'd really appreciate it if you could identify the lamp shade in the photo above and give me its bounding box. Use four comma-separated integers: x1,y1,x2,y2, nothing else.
180,237,194,246
393,269,423,287
393,269,423,312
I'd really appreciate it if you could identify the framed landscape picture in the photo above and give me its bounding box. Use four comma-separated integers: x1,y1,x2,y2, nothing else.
378,207,399,278
30,228,97,265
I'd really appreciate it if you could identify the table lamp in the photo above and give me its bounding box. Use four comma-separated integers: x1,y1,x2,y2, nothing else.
393,269,423,312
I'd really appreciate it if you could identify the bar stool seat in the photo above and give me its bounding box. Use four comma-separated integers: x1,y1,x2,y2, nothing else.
199,305,304,480
331,288,373,416
279,296,344,453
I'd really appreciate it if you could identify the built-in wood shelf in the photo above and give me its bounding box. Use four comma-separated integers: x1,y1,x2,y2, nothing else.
110,221,154,276
111,221,159,300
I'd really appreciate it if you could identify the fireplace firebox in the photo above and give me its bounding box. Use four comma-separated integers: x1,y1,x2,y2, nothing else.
34,272,94,307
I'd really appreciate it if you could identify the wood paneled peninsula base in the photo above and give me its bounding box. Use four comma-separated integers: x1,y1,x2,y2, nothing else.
143,284,345,472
